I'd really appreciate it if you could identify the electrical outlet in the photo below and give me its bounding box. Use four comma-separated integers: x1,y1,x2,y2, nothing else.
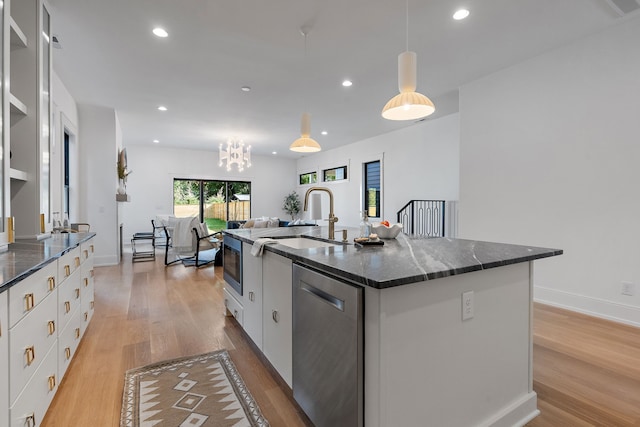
462,291,474,320
621,281,636,296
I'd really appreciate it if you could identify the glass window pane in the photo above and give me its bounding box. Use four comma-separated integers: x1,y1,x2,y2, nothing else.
364,161,381,218
299,172,317,185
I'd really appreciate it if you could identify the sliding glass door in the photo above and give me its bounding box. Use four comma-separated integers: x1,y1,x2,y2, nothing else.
173,179,251,232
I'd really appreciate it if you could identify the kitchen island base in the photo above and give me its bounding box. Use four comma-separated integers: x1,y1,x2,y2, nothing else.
364,261,538,427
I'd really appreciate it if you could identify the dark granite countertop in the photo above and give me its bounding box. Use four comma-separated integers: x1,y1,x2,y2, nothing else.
223,227,562,289
0,232,96,292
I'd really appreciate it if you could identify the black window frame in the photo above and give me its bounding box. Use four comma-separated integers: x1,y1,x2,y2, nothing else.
322,165,348,182
363,160,381,219
299,171,317,185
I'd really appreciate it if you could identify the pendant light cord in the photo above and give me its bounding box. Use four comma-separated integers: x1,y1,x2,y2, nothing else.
405,0,409,52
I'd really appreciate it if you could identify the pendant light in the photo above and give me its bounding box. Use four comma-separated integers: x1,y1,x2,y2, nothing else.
382,0,435,121
290,30,321,153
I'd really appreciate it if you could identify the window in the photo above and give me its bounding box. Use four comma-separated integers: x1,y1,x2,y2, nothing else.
363,160,381,218
173,179,251,232
299,171,317,185
323,166,347,182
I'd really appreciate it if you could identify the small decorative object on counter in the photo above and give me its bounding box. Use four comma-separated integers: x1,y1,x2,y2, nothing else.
371,222,403,239
359,211,371,238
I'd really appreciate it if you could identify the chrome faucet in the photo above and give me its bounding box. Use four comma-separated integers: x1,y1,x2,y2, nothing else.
304,187,339,240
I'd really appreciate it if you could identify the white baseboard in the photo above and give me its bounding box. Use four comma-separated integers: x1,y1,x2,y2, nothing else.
534,286,640,328
95,255,119,267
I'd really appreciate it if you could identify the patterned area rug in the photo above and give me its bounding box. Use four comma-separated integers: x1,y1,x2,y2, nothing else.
121,350,269,427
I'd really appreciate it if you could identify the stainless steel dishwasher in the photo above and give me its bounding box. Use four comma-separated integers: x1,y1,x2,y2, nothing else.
292,264,363,427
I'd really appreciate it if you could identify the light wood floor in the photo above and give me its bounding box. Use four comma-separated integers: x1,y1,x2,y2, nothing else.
41,252,640,427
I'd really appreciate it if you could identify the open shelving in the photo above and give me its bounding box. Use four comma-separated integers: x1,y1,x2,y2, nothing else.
9,17,28,50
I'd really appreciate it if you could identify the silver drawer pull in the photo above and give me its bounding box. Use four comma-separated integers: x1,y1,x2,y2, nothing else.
272,310,279,323
234,309,238,318
26,413,36,427
249,291,255,302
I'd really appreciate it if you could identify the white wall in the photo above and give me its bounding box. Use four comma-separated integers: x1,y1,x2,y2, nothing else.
51,71,79,223
78,105,121,266
296,113,460,228
459,17,640,325
121,146,297,240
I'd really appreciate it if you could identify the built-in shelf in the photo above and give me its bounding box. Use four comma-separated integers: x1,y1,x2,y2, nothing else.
10,17,28,50
9,93,28,122
9,168,29,182
116,194,131,202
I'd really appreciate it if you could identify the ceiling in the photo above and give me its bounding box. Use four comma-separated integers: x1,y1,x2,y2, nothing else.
49,0,623,158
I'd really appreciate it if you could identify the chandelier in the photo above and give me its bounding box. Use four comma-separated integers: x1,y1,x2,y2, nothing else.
219,138,251,172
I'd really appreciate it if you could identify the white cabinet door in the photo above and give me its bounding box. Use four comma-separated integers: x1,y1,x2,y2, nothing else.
9,290,57,404
242,242,263,349
262,251,293,388
1,291,9,427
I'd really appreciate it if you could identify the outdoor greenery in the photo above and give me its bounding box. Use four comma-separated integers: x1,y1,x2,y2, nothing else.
173,180,250,205
282,192,301,220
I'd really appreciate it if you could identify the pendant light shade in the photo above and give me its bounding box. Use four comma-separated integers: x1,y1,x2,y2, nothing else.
382,52,435,121
290,29,321,153
290,112,321,152
382,0,435,121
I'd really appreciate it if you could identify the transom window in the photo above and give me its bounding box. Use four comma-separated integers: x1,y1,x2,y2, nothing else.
323,166,347,182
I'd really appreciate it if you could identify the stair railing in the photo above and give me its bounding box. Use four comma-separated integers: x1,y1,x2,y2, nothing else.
397,200,446,237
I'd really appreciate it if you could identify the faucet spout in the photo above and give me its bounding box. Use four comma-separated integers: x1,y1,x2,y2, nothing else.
303,187,338,240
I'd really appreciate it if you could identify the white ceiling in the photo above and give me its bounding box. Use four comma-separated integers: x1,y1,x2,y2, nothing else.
49,0,623,158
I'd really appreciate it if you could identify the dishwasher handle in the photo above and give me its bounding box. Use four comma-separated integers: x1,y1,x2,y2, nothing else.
300,281,345,312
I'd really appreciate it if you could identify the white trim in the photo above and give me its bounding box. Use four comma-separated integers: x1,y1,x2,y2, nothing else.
534,285,640,328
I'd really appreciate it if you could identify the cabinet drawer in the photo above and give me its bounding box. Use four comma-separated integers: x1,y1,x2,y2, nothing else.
58,247,82,285
9,290,58,404
80,239,95,263
223,288,243,326
10,343,58,427
8,261,57,328
58,307,82,381
57,268,82,333
80,277,95,336
81,259,94,293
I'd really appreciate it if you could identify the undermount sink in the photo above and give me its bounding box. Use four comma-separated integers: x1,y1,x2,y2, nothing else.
276,237,336,249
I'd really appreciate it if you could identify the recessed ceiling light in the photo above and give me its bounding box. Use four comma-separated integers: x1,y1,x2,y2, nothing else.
153,139,160,144
453,9,470,20
272,151,277,155
153,27,169,38
321,131,328,136
157,106,167,111
342,80,353,87
241,86,251,92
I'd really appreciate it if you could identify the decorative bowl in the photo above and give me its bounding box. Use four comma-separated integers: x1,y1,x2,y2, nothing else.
371,223,403,239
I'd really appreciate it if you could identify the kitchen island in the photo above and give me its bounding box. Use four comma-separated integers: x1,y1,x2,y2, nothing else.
223,226,562,427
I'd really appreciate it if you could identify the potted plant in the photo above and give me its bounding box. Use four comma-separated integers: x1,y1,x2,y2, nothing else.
283,192,301,220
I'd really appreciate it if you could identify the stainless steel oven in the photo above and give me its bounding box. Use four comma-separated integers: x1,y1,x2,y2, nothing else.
223,235,242,295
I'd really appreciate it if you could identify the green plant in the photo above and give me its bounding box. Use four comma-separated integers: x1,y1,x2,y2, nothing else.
283,192,301,220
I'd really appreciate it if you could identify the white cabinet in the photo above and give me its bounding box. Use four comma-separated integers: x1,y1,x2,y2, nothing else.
8,0,54,238
223,288,243,326
0,291,8,427
262,251,293,388
9,343,57,427
3,235,95,426
242,242,263,349
8,289,57,403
